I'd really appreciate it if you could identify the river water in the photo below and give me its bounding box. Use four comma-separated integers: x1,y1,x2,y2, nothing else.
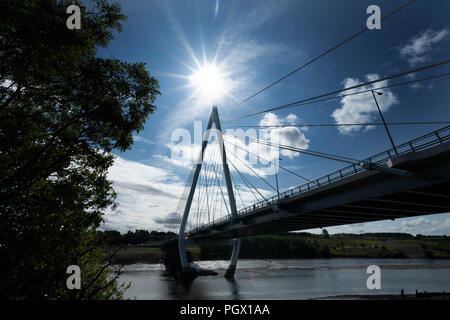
117,258,450,300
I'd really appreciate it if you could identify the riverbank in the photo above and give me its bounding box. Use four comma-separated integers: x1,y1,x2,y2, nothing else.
109,247,450,266
109,234,450,265
110,246,165,265
101,231,450,264
315,291,450,300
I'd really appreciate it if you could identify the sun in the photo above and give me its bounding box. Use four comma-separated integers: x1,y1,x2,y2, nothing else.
189,63,229,103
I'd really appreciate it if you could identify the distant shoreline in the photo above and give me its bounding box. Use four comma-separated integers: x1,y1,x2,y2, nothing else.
103,232,450,266
113,257,450,273
110,245,450,266
313,293,450,300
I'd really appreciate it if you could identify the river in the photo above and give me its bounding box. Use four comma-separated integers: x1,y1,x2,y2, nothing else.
116,258,450,300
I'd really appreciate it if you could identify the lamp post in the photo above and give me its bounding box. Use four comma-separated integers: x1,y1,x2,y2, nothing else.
371,90,398,155
274,157,281,199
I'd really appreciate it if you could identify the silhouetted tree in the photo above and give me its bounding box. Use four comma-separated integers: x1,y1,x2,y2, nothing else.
317,244,331,257
0,0,159,299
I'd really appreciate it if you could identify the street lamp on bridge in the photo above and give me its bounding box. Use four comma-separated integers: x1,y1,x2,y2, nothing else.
371,90,398,155
274,156,282,199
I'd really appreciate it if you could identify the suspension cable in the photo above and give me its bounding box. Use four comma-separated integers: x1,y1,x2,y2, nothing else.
210,145,222,222
225,73,450,123
230,170,246,209
227,157,268,201
228,157,261,203
224,0,417,115
211,153,230,215
224,136,311,182
232,135,361,165
224,121,450,129
225,145,278,192
223,60,450,122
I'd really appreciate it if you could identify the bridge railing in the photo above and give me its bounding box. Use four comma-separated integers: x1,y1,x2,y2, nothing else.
188,125,449,234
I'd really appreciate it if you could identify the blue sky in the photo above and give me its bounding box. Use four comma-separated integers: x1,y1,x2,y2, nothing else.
97,0,450,235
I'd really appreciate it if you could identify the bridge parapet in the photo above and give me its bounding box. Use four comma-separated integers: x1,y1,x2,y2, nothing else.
188,125,450,235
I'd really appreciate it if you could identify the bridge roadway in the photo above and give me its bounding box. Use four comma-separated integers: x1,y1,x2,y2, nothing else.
184,126,450,242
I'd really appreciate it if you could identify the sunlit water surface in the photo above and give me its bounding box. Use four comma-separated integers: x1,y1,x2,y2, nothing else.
116,258,450,300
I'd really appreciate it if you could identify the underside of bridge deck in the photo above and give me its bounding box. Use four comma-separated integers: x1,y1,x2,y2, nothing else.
189,141,450,240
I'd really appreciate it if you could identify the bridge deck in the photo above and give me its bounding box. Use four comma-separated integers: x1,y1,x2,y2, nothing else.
186,126,450,240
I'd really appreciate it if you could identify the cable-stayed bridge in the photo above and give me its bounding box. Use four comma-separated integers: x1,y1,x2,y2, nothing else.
189,125,450,240
151,106,450,279
143,0,450,279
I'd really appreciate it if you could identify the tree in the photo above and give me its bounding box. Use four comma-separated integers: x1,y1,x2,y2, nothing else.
317,244,331,257
0,0,160,299
322,229,330,239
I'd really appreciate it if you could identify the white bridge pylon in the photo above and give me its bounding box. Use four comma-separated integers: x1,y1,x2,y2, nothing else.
178,106,241,278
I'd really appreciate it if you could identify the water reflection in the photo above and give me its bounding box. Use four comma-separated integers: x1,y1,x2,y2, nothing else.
225,278,241,300
166,277,195,300
119,258,450,300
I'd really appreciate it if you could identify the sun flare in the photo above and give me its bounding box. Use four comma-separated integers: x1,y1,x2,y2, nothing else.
189,64,229,102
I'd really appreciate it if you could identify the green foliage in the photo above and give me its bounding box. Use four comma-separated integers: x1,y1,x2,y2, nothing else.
424,249,435,259
96,229,177,246
200,235,319,259
0,0,159,299
317,244,331,257
197,232,450,260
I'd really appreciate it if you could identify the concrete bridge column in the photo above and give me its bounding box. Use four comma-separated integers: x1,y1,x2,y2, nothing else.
177,106,242,279
224,238,241,278
162,243,197,279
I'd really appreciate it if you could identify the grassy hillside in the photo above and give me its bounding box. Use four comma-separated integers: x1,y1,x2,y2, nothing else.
199,233,450,260
107,231,450,264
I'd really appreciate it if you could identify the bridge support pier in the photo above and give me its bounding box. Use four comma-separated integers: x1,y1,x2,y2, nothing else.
224,238,241,278
162,243,197,279
178,106,241,279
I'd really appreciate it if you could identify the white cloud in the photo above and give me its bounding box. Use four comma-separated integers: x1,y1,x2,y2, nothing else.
160,131,272,178
404,73,416,80
399,28,449,66
396,216,450,235
409,82,434,91
304,214,450,236
285,114,298,125
156,116,304,179
153,212,181,229
133,135,155,145
222,134,274,177
165,141,201,168
259,112,283,127
108,156,179,184
227,0,289,33
331,74,399,134
401,217,432,227
103,155,273,233
103,156,186,233
153,153,194,169
259,113,309,159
